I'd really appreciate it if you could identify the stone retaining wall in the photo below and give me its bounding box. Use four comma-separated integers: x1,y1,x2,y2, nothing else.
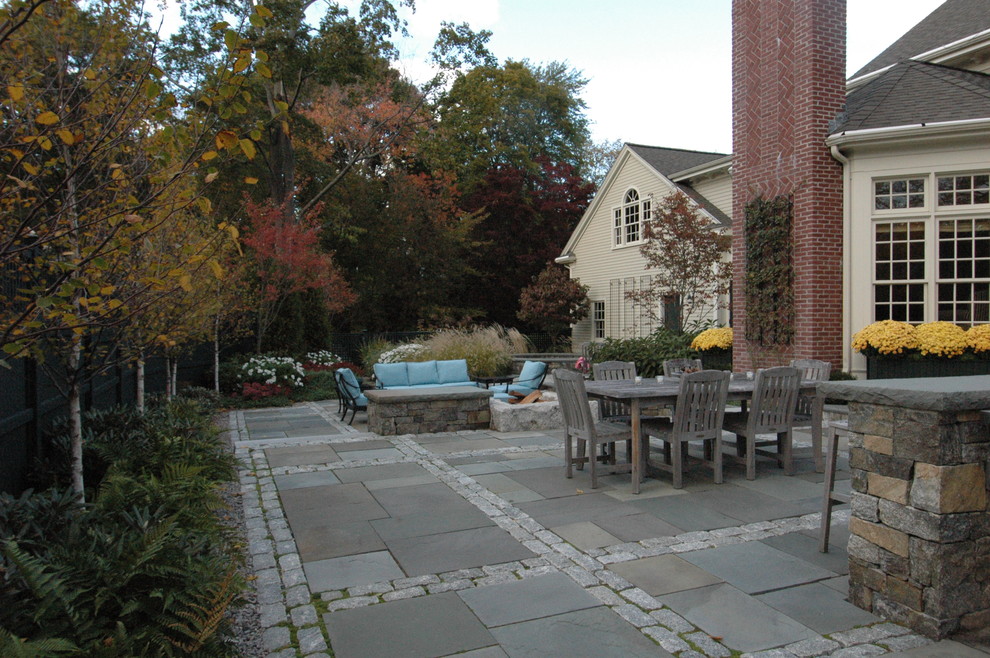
819,376,990,639
365,386,492,435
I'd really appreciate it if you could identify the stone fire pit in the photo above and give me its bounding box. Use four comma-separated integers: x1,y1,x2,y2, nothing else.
489,391,599,432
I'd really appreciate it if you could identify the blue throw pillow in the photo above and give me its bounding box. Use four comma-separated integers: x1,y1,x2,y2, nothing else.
517,360,546,387
436,359,470,384
407,360,439,386
374,362,409,387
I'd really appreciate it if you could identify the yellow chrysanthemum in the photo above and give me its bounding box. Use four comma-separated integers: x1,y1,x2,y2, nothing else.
915,321,968,358
851,320,918,356
967,324,990,354
691,327,733,351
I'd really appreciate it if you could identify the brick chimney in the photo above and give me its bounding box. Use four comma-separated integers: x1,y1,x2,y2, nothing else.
731,0,846,371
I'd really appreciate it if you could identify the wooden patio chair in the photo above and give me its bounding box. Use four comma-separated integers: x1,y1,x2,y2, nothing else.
591,360,637,463
722,366,801,480
789,358,832,425
555,368,633,489
663,358,703,377
639,370,730,489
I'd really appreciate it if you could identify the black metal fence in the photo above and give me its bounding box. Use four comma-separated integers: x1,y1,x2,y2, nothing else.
0,344,217,495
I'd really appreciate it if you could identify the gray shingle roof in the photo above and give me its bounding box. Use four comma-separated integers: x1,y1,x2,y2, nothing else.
832,61,990,134
627,143,728,177
852,0,990,80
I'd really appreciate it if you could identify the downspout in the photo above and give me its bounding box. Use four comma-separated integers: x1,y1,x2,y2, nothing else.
830,144,854,377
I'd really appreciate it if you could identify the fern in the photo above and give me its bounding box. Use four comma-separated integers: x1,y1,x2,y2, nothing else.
1,541,84,630
0,628,77,657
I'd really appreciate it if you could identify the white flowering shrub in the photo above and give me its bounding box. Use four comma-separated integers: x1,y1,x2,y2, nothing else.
241,355,306,388
304,350,341,367
378,343,428,363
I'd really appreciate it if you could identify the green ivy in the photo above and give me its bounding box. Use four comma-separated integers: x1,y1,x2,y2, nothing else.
744,195,794,347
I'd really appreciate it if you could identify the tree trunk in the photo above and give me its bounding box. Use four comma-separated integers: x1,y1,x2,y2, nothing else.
164,355,172,399
171,359,178,397
68,338,84,502
136,353,145,412
213,317,221,393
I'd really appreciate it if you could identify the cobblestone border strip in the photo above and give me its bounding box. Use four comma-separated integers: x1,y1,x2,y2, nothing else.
235,416,909,658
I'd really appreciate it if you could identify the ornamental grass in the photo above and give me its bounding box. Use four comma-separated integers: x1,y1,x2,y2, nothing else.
691,327,733,351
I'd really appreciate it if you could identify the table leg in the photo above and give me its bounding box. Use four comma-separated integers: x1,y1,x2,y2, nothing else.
631,399,641,494
813,389,824,473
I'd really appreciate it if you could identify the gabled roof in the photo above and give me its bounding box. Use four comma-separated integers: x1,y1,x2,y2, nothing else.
557,143,731,261
852,0,990,79
832,60,990,134
626,143,728,177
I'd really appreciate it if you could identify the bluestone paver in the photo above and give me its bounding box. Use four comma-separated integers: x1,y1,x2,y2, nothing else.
680,540,836,594
303,550,404,592
385,526,536,576
274,470,340,490
757,582,880,634
609,554,723,596
660,583,817,652
457,573,599,627
551,521,621,550
324,592,495,658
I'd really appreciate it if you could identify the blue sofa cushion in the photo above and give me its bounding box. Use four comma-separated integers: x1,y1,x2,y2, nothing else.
374,362,409,387
490,383,536,396
517,360,547,388
407,360,439,386
436,359,470,384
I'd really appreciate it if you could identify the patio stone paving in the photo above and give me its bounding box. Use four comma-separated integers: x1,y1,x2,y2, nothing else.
230,401,990,658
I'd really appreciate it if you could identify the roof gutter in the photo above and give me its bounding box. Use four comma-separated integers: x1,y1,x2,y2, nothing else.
826,117,990,148
555,252,576,265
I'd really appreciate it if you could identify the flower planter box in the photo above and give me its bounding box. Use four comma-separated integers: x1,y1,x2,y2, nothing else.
867,357,990,379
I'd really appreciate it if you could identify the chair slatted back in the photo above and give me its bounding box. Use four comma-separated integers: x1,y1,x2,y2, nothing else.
554,368,597,442
748,366,800,433
663,358,703,377
593,361,637,381
790,359,831,417
670,370,730,441
592,361,636,418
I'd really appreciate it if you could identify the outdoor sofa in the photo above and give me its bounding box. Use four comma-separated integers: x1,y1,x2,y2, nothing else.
373,359,476,389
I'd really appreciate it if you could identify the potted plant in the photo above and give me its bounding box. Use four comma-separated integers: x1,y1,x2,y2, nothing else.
691,327,733,371
852,320,990,378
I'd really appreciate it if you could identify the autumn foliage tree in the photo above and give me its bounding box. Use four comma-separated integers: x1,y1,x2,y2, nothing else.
517,264,589,349
627,191,732,333
241,198,355,351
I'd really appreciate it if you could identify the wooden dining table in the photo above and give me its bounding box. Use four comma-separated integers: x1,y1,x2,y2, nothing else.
583,376,825,493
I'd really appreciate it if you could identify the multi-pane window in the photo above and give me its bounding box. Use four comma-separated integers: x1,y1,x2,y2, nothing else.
624,190,640,243
937,218,990,325
937,174,990,207
870,171,990,327
874,221,926,323
612,189,646,246
593,301,605,339
874,178,925,210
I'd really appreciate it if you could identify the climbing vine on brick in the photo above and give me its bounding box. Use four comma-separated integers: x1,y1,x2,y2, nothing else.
744,195,794,346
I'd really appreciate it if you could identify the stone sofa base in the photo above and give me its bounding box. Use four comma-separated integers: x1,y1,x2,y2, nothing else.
365,386,493,435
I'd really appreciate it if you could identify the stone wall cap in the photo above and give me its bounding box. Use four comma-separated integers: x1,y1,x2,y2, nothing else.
819,375,990,411
365,386,493,402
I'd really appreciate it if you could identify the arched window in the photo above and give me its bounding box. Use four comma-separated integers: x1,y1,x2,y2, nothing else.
612,188,651,246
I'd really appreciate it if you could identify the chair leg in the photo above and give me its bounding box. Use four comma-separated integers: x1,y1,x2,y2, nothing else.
746,433,756,480
565,432,573,479
590,439,598,489
819,424,840,552
782,430,794,476
713,436,723,484
576,438,586,471
672,440,683,489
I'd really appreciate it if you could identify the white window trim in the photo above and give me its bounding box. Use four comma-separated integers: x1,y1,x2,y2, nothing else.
611,188,648,249
592,301,606,339
870,171,990,325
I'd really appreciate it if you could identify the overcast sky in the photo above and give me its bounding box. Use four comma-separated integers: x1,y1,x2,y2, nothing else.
159,0,949,153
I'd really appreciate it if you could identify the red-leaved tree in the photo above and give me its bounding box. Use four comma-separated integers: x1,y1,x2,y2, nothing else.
518,264,589,349
241,199,356,351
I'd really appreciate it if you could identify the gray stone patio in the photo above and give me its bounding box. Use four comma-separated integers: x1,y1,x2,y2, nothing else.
231,400,990,657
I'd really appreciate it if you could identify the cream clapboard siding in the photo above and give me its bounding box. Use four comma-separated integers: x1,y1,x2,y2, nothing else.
691,175,732,221
840,132,990,377
568,151,679,347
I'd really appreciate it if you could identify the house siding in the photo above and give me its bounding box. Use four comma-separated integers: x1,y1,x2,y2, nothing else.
691,175,733,223
569,153,678,348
